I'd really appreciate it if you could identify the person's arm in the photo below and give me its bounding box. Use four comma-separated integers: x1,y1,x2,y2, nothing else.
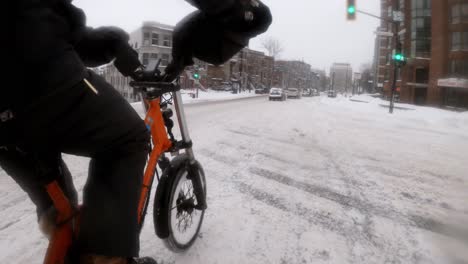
73,26,129,67
59,1,142,76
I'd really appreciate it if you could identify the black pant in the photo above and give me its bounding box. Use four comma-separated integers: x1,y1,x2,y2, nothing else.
0,70,150,258
0,147,78,217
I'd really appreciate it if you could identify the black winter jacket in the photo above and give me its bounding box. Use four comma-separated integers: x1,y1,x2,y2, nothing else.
6,0,127,111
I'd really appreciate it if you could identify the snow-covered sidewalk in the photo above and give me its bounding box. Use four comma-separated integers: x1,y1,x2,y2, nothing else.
180,89,264,104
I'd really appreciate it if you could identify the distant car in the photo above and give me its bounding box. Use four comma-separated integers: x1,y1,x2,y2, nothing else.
287,88,302,99
313,89,320,96
302,88,313,97
269,88,287,101
255,86,269,94
327,90,337,98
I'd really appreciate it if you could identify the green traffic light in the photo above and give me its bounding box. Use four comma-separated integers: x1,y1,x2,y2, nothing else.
394,54,405,61
193,73,200,79
347,5,356,14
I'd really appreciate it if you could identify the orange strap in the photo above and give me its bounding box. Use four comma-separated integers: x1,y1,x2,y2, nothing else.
43,181,75,264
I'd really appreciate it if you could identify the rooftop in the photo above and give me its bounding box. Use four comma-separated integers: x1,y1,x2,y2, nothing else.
142,21,174,31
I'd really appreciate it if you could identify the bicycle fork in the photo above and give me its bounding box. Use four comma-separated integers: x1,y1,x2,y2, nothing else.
172,91,207,210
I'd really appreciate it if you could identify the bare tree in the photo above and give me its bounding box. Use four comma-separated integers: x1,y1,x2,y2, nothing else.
261,37,284,58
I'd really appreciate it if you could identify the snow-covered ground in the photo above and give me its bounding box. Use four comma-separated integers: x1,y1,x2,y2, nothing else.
179,89,264,104
1,94,468,263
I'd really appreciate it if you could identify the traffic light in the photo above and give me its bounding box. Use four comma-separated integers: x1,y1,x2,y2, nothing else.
193,72,200,80
393,42,406,66
347,0,356,20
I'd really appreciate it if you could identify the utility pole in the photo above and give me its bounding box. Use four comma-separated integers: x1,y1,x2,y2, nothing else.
331,71,335,91
192,68,200,98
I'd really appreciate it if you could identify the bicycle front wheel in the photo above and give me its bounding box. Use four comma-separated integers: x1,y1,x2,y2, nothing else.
164,161,206,252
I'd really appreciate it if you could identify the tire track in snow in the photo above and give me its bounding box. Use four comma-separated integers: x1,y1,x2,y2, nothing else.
248,166,468,244
203,134,393,262
0,219,20,231
205,126,467,262
224,127,391,260
231,180,404,263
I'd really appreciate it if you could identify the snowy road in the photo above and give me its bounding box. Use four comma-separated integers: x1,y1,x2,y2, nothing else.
1,95,468,263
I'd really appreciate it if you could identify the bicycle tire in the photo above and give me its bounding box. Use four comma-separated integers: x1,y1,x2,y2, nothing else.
159,160,206,252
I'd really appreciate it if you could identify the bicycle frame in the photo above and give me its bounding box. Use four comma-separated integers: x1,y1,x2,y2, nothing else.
137,89,195,223
43,87,196,264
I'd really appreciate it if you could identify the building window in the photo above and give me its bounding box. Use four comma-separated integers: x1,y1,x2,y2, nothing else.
163,35,171,47
143,32,150,46
161,54,170,66
451,3,468,24
151,33,159,45
452,32,461,50
452,31,468,51
465,32,468,50
397,0,405,27
450,60,468,77
150,53,158,60
411,0,431,58
142,53,149,66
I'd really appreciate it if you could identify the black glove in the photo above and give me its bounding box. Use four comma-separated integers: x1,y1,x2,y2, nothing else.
166,0,272,79
185,0,236,15
75,26,131,67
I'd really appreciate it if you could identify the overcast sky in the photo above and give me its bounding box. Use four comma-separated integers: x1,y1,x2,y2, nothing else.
74,0,380,73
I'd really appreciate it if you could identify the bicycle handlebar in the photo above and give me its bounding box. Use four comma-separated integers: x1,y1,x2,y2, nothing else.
129,81,181,98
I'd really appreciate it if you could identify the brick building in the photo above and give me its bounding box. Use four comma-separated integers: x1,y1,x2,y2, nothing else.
273,60,314,89
375,0,468,108
204,48,274,90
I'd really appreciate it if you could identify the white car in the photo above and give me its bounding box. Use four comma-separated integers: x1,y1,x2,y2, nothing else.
287,88,302,99
269,88,287,101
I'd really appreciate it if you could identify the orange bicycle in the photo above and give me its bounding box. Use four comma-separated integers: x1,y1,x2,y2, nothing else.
43,61,207,263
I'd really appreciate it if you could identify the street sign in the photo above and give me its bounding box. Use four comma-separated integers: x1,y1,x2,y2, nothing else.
374,31,394,37
392,11,404,22
438,78,468,89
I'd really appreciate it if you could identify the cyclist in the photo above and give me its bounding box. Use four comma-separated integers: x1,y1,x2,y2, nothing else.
3,0,271,263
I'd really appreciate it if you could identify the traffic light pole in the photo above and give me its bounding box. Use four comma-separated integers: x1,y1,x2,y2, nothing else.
356,9,392,22
389,23,399,114
351,7,401,114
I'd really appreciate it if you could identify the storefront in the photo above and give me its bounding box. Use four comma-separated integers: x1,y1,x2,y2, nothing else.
438,78,468,109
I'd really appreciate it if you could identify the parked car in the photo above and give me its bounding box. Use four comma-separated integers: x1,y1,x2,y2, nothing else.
313,89,320,96
269,88,287,101
287,88,302,99
327,90,337,98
